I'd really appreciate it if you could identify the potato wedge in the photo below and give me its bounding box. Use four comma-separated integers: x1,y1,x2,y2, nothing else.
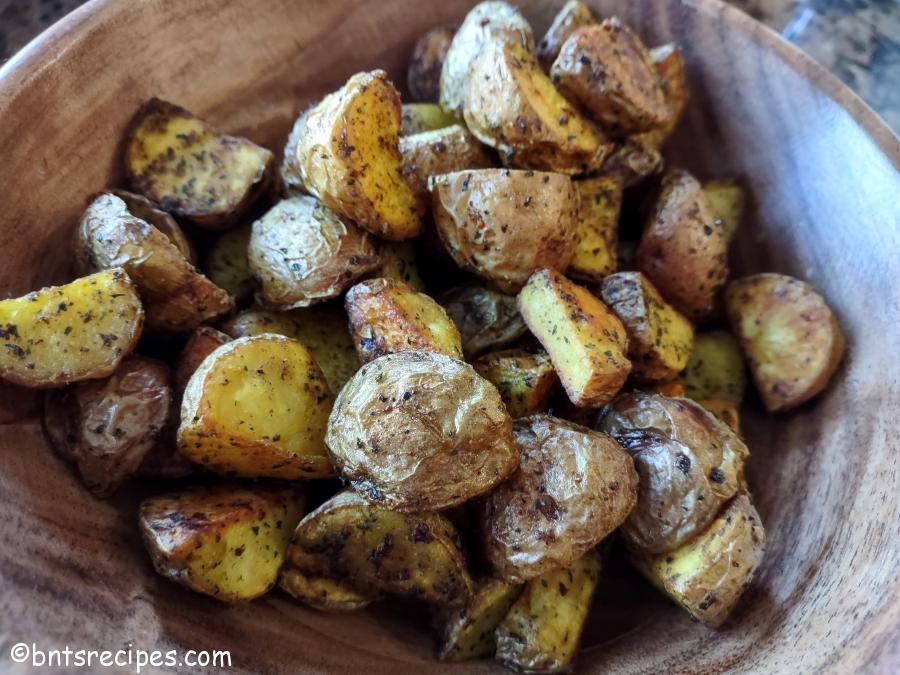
143,273,235,333
400,103,458,136
139,485,305,602
178,334,335,478
536,0,595,71
439,283,526,359
473,350,558,418
683,331,747,405
173,326,230,392
345,278,463,364
248,196,382,310
408,25,456,102
280,568,377,612
697,398,740,434
378,242,425,292
495,551,601,674
0,269,143,387
632,494,765,627
284,490,473,605
295,70,421,241
702,178,745,245
724,273,845,412
111,189,196,264
568,176,622,282
440,580,524,661
637,43,689,149
430,169,579,293
280,105,314,197
599,271,695,382
518,269,631,407
205,223,255,304
125,98,273,228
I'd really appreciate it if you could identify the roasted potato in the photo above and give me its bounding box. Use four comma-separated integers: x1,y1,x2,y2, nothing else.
483,415,637,581
642,377,686,398
43,355,171,496
111,189,196,264
325,350,518,512
551,19,670,135
279,105,313,197
633,494,765,627
178,334,335,478
638,43,689,148
683,331,747,405
495,551,601,673
139,485,305,602
407,25,456,102
378,242,425,292
599,136,664,188
142,274,235,333
703,178,745,244
125,98,273,228
283,489,473,605
440,580,523,661
430,169,579,293
439,1,534,117
696,398,741,434
599,271,695,382
345,278,464,363
568,176,622,282
400,103,458,136
204,223,255,304
280,568,378,612
473,350,558,418
248,196,382,310
599,392,749,554
636,169,728,319
725,273,845,412
173,326,230,392
0,269,143,387
464,40,610,174
536,0,595,71
294,70,421,241
518,269,631,407
439,283,526,359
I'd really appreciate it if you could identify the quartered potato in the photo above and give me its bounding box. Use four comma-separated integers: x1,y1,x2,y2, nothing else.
326,350,518,512
697,398,741,434
703,178,745,244
725,273,845,412
440,580,523,661
633,494,765,627
400,103,458,136
205,223,255,304
518,269,631,407
125,98,273,228
295,70,421,241
280,105,314,197
178,334,335,478
143,274,235,333
280,567,378,612
407,24,456,102
536,0,595,71
248,196,382,310
482,415,637,581
0,269,143,387
495,551,601,674
111,189,196,264
600,271,695,382
173,326,230,392
684,331,747,404
345,278,463,364
568,176,622,282
283,490,473,605
439,283,526,359
139,485,305,602
43,355,171,496
377,242,426,292
473,350,558,418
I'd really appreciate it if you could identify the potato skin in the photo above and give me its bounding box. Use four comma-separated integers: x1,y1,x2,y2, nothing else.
536,0,595,71
279,105,313,197
483,415,637,581
599,392,749,554
724,273,845,412
473,350,558,418
142,273,235,333
110,189,196,264
400,103,458,136
248,196,382,310
430,169,579,294
173,326,230,392
326,350,518,512
439,283,526,359
407,25,456,103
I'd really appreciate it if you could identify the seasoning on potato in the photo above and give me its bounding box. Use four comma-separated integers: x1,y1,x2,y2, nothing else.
204,223,256,305
473,350,558,418
440,579,523,661
325,350,519,512
568,176,623,282
536,0,595,71
377,241,425,292
280,566,378,612
400,103,457,136
684,331,747,404
407,24,456,102
439,283,526,359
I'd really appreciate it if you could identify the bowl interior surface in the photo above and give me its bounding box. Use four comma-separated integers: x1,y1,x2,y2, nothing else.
0,0,898,673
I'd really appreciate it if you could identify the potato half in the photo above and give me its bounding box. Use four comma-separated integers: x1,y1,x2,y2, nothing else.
407,25,456,103
440,580,524,661
568,176,623,282
536,0,595,71
473,350,558,418
439,283,526,359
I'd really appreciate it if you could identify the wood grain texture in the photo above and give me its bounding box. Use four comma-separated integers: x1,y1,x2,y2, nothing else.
0,0,898,673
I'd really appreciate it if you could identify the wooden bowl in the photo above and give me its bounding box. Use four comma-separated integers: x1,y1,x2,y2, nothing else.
0,0,897,672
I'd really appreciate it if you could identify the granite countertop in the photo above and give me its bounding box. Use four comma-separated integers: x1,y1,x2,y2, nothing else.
1,0,897,130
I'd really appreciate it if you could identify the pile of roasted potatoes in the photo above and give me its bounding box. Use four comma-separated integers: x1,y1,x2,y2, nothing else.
2,1,847,671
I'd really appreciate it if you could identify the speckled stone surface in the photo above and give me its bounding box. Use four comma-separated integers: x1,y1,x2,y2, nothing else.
0,0,897,130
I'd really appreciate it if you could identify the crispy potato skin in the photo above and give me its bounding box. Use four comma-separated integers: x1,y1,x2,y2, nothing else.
725,273,845,412
377,242,426,292
473,350,558,418
345,278,464,363
439,283,526,359
173,327,230,392
408,25,456,103
0,269,143,387
600,271,695,382
684,331,747,404
483,415,637,581
43,355,171,496
440,580,523,661
633,494,765,627
279,105,314,197
568,176,622,282
204,223,256,304
536,0,595,71
178,334,335,478
518,269,631,407
140,485,305,602
125,98,273,228
280,568,378,612
702,178,745,244
599,392,749,554
400,103,458,136
111,189,196,264
326,350,518,512
636,169,728,319
430,170,579,293
248,196,382,310
295,70,421,241
284,490,473,605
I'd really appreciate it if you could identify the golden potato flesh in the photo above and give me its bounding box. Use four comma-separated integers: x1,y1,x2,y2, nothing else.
696,398,741,434
111,189,196,264
125,98,273,228
568,176,622,282
702,178,745,244
178,334,335,478
430,169,579,293
407,25,456,103
204,223,255,304
483,415,637,581
473,350,558,418
400,103,458,136
439,283,526,359
599,392,749,554
440,580,523,661
518,269,632,407
536,0,595,71
280,568,378,612
248,196,381,310
378,242,425,292
684,331,747,405
725,273,845,412
173,326,230,392
279,105,313,197
140,485,305,602
295,70,421,241
326,350,518,512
